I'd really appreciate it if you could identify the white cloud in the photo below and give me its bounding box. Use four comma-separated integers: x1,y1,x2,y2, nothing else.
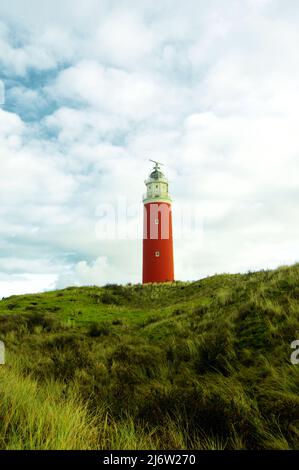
0,108,24,136
94,9,156,67
0,22,69,75
44,107,129,145
75,257,109,284
0,274,57,299
0,143,76,205
47,60,181,121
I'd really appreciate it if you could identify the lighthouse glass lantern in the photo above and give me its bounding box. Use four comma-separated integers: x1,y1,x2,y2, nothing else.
142,161,174,283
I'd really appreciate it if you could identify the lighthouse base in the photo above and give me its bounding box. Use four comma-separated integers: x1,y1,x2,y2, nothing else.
142,239,174,284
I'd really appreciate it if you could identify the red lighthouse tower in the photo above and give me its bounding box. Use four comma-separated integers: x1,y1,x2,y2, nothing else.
142,160,174,284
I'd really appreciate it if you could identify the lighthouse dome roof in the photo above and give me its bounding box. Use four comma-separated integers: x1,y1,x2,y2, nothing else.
150,169,165,180
146,161,168,183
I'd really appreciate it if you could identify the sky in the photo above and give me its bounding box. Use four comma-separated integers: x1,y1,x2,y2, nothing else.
1,0,299,297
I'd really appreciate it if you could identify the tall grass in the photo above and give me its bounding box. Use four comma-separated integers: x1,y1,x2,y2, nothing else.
0,358,98,449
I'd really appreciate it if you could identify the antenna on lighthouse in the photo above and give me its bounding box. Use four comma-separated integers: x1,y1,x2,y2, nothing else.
149,159,164,169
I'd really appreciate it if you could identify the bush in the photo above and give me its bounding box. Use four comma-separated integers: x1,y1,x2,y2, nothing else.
101,293,120,305
194,326,237,375
88,323,111,337
172,309,185,316
26,313,62,333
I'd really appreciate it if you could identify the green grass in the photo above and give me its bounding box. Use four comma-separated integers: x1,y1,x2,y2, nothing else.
1,264,299,449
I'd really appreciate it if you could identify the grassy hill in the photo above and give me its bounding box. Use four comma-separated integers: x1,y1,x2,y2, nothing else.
1,264,299,449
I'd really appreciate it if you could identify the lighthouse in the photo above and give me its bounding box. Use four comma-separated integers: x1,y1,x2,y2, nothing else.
142,160,174,284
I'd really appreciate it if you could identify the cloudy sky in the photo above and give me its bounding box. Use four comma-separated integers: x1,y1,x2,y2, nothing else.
1,0,299,297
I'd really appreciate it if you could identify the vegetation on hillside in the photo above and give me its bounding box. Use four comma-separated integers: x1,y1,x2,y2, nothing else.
1,264,299,449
